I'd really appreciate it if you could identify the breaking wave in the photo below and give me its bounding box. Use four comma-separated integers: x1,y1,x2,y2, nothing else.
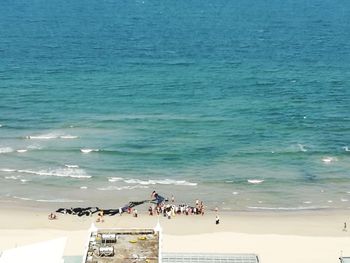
108,177,124,182
5,175,19,180
322,156,337,163
1,168,16,172
1,167,91,179
27,145,42,150
247,179,264,184
25,133,78,140
97,185,149,191
247,206,330,211
65,164,79,168
0,147,14,154
35,199,84,203
108,177,197,186
81,148,100,153
60,135,78,139
12,196,84,203
12,196,32,201
25,134,59,140
297,144,307,152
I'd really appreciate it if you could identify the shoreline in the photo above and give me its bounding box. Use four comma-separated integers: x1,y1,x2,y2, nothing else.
0,205,349,236
1,198,349,215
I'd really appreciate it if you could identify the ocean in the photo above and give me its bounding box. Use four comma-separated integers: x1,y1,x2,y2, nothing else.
0,0,350,211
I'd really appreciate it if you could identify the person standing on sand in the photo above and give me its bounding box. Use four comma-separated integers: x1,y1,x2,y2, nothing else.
96,210,104,223
171,195,175,203
343,222,347,231
200,202,205,216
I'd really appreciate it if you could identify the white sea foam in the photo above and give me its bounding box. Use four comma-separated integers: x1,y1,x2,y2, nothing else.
297,144,307,152
343,146,350,152
341,198,348,202
17,167,91,179
17,169,37,175
97,185,149,191
26,133,77,140
5,176,19,180
1,168,16,172
20,179,29,183
247,179,264,184
26,134,59,140
123,178,197,186
0,147,14,154
108,177,124,182
247,206,329,211
327,200,333,203
16,149,27,153
0,124,2,127
80,186,88,189
27,145,42,150
232,192,239,195
65,164,79,168
81,148,99,153
35,199,84,203
322,156,337,163
60,135,78,139
303,201,312,204
13,196,32,201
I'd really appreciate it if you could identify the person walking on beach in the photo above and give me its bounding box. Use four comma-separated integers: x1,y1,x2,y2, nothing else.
215,214,220,225
343,222,347,231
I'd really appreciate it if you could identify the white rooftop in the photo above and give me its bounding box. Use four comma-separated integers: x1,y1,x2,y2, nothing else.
0,237,66,263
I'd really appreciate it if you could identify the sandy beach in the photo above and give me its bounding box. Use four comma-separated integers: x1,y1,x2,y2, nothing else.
0,205,349,263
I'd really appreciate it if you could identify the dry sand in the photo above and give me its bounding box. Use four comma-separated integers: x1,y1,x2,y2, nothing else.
0,206,349,263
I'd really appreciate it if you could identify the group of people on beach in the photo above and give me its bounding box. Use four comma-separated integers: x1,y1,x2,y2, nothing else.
50,190,221,225
148,194,205,219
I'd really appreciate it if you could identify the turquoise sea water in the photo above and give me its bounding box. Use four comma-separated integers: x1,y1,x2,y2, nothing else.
0,0,350,211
